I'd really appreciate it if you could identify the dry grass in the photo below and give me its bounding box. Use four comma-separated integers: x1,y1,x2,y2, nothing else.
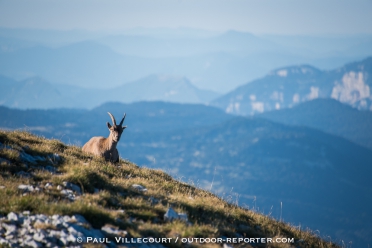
0,130,339,247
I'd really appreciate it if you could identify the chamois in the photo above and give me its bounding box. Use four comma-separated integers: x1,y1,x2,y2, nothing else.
82,112,127,162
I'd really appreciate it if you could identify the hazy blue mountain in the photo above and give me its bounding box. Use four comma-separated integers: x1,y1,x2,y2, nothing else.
98,30,280,58
0,74,219,109
211,57,372,114
0,41,131,87
0,76,78,109
0,39,297,92
112,75,219,104
259,98,372,151
0,101,371,246
1,27,371,92
0,28,106,47
261,34,372,59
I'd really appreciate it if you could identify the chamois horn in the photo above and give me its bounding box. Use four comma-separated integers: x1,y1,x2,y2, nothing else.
119,113,126,126
107,112,117,126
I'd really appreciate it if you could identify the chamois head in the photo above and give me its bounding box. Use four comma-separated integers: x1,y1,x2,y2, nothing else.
107,112,127,142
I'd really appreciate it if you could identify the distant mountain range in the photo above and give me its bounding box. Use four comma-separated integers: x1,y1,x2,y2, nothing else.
2,56,372,111
259,98,372,151
0,74,218,109
211,57,372,114
1,27,371,92
1,100,372,246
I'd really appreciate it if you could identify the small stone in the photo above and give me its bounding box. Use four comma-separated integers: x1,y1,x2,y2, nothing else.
45,183,53,189
23,211,31,215
66,194,76,201
7,212,19,223
52,214,60,220
45,242,56,247
58,237,68,246
71,214,88,224
62,182,81,195
0,237,9,245
22,218,32,227
132,184,147,192
24,240,43,248
164,207,178,221
101,225,118,235
66,233,77,243
35,214,48,222
19,227,29,236
101,224,127,236
52,219,64,229
177,213,188,222
2,223,17,235
56,185,63,190
33,231,46,243
5,234,15,241
63,215,71,222
164,207,188,222
0,186,5,189
60,189,72,196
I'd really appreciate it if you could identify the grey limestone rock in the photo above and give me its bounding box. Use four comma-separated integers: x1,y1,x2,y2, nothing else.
164,207,178,221
63,181,82,195
33,231,47,243
45,182,53,189
132,184,147,192
7,212,19,223
3,223,17,235
164,207,189,223
18,184,35,192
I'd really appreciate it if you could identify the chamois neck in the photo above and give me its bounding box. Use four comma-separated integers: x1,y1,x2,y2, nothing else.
106,133,118,150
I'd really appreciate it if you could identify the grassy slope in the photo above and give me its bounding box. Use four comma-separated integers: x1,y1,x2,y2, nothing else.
0,130,338,248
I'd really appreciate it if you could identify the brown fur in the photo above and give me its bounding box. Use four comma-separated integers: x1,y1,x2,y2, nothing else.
82,112,126,162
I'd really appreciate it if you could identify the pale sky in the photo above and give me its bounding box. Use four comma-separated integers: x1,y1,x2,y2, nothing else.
0,0,372,34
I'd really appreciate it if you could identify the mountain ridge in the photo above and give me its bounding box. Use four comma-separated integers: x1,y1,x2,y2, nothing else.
1,28,370,92
258,98,372,150
0,74,219,109
211,56,372,115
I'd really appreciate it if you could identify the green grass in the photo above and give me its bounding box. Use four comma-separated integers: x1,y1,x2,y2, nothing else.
0,130,339,247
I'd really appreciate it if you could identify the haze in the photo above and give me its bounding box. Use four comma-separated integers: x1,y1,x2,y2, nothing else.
1,0,372,35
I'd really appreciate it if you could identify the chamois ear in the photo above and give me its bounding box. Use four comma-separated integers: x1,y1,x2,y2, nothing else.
107,122,112,129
